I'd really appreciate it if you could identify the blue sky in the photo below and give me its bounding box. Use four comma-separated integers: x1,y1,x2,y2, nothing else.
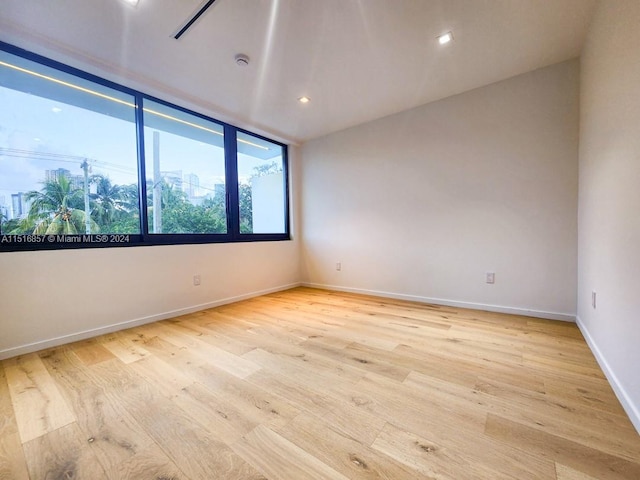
0,81,276,216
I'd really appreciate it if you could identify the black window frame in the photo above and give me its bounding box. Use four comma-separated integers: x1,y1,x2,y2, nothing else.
0,41,290,251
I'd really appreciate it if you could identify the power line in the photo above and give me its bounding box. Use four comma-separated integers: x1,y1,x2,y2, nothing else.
0,147,95,162
0,148,138,176
0,153,82,165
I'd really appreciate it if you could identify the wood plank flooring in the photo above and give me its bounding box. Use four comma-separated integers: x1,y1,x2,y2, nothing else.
1,287,639,479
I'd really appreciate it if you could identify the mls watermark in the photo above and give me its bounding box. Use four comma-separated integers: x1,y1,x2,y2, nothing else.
1,234,131,244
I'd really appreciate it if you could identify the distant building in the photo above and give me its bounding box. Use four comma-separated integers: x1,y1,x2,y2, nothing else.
0,195,8,221
161,170,183,189
46,168,70,183
70,174,85,190
46,167,84,189
11,192,30,219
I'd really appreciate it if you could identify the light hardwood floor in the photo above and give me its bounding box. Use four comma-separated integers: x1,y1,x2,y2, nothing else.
1,287,639,479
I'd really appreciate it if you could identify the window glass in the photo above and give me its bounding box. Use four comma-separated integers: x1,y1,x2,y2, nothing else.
0,43,289,251
143,100,227,234
237,131,286,234
0,50,140,236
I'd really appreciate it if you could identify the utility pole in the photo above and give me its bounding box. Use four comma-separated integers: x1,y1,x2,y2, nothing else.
81,159,91,234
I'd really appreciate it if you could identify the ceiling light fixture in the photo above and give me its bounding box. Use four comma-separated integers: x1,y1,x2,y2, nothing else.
235,53,250,67
437,31,453,45
122,0,140,6
298,96,310,104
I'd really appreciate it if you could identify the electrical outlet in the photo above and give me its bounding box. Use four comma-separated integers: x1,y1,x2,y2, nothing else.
336,262,341,271
486,272,495,284
592,291,596,309
193,274,201,286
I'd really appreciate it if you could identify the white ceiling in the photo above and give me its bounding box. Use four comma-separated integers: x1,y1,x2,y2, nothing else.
0,0,597,144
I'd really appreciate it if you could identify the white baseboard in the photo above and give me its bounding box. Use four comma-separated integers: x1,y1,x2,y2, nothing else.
0,282,301,361
301,282,576,322
576,316,640,434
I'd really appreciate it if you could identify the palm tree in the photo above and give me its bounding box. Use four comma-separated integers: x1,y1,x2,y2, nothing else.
147,180,187,233
160,181,188,208
1,217,22,234
117,183,141,213
90,174,121,228
24,175,98,234
90,177,142,233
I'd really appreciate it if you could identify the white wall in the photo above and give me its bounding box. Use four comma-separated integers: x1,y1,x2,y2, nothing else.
0,148,301,359
577,0,640,432
301,60,579,320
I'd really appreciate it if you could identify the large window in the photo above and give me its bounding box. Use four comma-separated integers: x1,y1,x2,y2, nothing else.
143,100,227,235
0,49,140,238
0,42,289,251
237,132,287,234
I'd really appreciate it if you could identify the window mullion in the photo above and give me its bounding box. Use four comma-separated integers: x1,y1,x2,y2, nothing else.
136,96,150,239
224,126,240,239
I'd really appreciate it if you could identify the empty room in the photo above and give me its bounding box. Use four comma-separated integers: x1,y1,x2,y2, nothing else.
1,0,639,479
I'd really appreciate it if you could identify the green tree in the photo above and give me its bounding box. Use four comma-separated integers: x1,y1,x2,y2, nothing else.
108,182,141,233
252,161,282,177
90,174,121,229
117,183,140,213
161,200,226,234
23,175,98,234
1,217,22,234
148,180,226,234
86,176,141,234
239,183,252,233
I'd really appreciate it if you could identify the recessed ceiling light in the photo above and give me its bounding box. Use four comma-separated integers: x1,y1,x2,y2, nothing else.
51,107,62,113
122,0,140,6
437,31,453,45
298,96,310,104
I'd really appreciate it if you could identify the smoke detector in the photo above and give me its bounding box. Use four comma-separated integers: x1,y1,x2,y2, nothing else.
235,54,250,67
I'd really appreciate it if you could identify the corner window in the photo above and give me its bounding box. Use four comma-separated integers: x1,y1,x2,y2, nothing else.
237,132,287,234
